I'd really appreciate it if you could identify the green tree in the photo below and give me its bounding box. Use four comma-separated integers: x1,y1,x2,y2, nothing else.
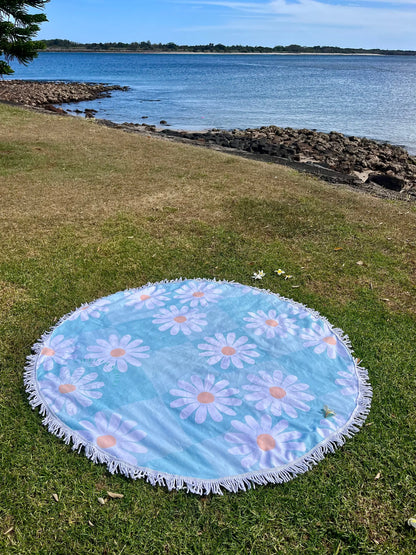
0,1,49,76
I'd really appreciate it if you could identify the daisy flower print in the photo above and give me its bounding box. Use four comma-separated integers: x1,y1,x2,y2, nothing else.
289,304,310,320
78,411,147,466
152,305,207,336
243,370,314,418
234,283,261,296
174,281,223,307
335,364,359,397
69,299,110,322
37,334,76,372
86,334,150,372
300,322,348,360
198,333,260,370
244,310,299,339
225,415,305,470
38,367,104,416
317,415,347,439
170,374,242,424
124,285,169,310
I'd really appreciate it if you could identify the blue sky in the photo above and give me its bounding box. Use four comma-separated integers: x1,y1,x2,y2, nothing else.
37,0,416,49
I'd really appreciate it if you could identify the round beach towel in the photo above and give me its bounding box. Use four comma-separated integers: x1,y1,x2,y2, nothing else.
25,279,371,494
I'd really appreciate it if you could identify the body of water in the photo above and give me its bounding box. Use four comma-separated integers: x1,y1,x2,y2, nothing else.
7,52,416,153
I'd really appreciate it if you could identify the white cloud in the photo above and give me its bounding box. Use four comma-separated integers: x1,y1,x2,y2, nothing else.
266,0,416,27
183,0,416,18
358,0,416,4
177,0,416,48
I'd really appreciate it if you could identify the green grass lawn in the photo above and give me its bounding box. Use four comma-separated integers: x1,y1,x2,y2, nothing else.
1,104,415,554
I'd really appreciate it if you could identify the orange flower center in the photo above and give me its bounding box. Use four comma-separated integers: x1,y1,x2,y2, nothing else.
265,319,278,327
192,291,205,298
323,336,337,345
174,316,187,323
140,294,151,301
58,384,76,394
41,347,55,357
110,348,126,358
96,435,117,449
81,306,89,311
197,392,215,404
269,386,286,399
221,346,236,356
256,433,276,451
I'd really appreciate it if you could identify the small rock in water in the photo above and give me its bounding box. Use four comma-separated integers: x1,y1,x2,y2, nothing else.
84,109,96,119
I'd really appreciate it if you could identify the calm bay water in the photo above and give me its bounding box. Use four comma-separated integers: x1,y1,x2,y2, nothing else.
7,52,416,153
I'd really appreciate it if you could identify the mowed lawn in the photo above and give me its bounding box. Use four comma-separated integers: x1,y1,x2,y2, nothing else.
1,104,415,554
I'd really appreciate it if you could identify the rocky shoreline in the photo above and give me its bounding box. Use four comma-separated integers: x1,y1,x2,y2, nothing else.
0,79,128,109
108,123,415,199
1,79,415,199
157,126,416,197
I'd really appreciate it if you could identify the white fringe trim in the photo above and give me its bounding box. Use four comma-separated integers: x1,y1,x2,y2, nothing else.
24,277,372,495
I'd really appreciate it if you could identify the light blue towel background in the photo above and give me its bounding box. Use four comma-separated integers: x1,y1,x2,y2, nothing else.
33,279,361,482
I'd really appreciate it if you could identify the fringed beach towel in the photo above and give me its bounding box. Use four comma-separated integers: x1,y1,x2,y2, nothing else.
25,279,371,494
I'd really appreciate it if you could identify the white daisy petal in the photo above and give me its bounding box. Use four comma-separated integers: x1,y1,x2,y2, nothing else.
228,445,252,456
241,452,259,469
224,432,249,444
191,375,204,391
220,357,231,370
213,403,236,416
195,405,208,424
207,405,223,422
108,413,123,433
180,403,199,420
117,359,128,372
177,380,198,393
170,397,195,408
119,420,138,435
170,388,196,398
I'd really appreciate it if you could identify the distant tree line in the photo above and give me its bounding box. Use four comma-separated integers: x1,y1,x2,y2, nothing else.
43,39,416,56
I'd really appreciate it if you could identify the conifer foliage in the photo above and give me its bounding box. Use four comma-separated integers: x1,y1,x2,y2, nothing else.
0,1,49,76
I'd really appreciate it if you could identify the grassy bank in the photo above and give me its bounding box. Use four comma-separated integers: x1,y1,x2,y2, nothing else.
1,104,415,554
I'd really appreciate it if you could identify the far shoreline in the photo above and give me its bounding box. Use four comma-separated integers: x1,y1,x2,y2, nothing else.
43,50,386,56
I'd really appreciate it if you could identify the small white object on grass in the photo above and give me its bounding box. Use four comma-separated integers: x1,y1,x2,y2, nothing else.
407,517,416,529
107,491,124,499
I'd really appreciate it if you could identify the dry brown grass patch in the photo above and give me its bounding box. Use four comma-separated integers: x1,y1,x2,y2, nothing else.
1,104,416,313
